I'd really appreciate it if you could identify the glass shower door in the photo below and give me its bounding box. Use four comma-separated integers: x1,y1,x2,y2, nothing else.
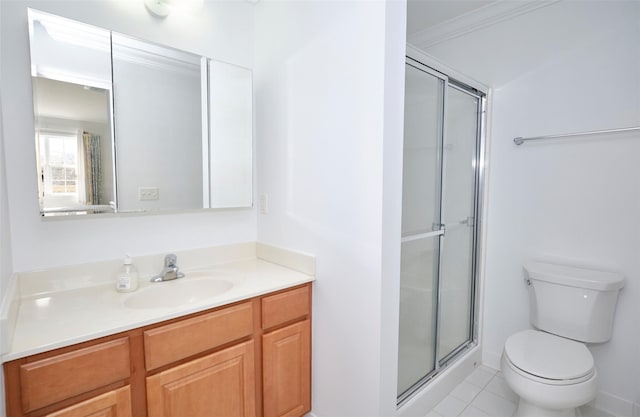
398,58,484,403
437,85,481,362
397,61,445,397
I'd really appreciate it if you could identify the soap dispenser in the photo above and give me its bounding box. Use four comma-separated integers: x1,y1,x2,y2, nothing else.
116,254,139,293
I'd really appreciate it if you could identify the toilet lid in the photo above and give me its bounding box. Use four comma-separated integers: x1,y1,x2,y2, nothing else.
504,330,594,381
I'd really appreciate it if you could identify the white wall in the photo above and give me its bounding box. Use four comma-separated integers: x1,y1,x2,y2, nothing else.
486,14,640,411
0,6,12,417
0,0,256,272
421,1,640,412
254,1,405,415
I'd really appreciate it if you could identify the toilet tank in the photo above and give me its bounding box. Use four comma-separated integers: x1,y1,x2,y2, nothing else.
524,260,625,343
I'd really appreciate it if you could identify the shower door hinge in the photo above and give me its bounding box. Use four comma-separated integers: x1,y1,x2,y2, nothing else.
432,223,445,233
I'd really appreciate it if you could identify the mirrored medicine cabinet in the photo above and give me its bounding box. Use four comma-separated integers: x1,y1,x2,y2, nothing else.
28,9,253,217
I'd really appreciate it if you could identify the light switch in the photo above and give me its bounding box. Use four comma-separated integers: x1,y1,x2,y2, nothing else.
259,193,268,214
139,187,159,201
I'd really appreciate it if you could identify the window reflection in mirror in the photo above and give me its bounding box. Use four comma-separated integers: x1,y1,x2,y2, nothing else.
36,127,115,213
32,78,116,215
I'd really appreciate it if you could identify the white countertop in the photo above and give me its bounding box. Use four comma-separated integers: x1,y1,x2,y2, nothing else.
4,254,314,362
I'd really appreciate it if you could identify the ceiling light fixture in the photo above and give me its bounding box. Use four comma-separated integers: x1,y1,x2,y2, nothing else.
145,0,170,17
144,0,204,18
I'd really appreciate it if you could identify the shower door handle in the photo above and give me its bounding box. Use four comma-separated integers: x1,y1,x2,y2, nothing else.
441,217,474,232
461,216,474,227
401,229,444,243
399,216,472,244
449,216,473,227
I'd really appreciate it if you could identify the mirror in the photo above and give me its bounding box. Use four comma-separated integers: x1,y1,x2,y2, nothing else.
28,9,253,216
111,33,205,212
29,11,116,214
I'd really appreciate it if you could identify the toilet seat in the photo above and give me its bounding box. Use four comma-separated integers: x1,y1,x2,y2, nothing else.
504,330,595,385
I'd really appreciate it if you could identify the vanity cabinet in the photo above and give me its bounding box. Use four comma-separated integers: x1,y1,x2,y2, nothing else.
4,283,312,417
142,301,256,417
261,286,312,417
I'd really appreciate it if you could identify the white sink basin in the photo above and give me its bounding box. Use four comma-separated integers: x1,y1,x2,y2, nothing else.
124,278,234,309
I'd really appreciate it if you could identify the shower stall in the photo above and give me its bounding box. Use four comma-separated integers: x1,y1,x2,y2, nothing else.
397,56,486,404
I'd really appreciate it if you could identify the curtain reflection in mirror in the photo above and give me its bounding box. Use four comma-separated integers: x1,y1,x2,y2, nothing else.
81,131,101,205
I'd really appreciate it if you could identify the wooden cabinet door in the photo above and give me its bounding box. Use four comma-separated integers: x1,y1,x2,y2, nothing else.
45,386,132,417
262,320,311,417
146,340,255,417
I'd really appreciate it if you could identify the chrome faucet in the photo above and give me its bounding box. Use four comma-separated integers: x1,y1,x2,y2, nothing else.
151,254,185,282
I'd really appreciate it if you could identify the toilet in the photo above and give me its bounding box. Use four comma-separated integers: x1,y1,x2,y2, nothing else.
501,260,625,417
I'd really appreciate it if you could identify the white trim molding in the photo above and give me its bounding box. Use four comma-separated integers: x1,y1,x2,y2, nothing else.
408,0,560,50
591,391,636,417
406,44,489,94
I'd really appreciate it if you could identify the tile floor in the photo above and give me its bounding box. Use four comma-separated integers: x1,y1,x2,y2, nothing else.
425,366,613,417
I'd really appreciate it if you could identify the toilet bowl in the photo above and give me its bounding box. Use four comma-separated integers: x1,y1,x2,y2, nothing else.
500,260,625,417
501,330,597,417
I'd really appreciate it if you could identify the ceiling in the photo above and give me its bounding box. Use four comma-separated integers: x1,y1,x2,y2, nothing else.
34,77,110,124
403,0,640,88
406,0,497,37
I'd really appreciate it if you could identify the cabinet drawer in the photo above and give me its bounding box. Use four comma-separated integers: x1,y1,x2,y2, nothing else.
144,302,253,371
19,338,130,413
262,285,310,330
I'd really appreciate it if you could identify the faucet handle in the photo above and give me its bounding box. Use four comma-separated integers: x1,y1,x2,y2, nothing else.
164,254,177,267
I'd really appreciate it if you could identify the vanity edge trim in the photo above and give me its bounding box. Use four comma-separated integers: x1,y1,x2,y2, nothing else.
0,272,19,356
3,278,314,362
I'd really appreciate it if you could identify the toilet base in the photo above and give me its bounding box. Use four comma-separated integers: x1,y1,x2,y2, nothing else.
501,352,596,416
515,398,576,417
